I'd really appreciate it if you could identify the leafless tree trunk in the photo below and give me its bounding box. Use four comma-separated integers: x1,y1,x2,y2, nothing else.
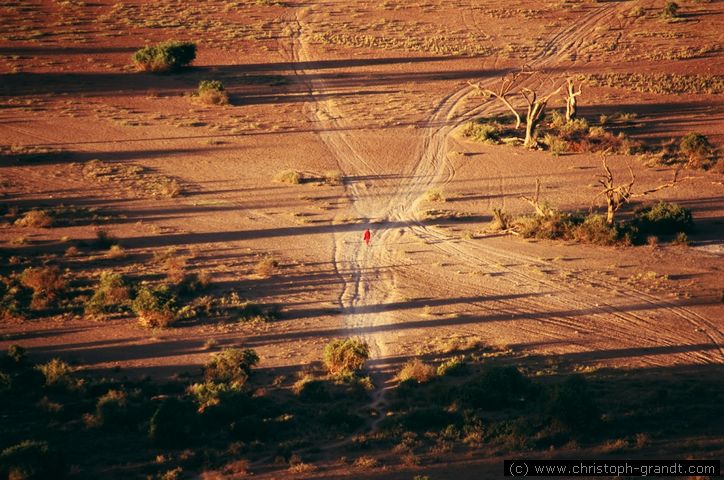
597,158,635,224
521,86,561,148
594,158,685,224
520,178,554,217
564,77,582,122
469,71,530,129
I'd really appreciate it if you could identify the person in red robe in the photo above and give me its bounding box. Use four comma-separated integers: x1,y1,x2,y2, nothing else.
363,229,371,246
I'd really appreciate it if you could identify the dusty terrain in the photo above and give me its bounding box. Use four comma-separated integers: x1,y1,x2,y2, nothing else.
1,0,723,478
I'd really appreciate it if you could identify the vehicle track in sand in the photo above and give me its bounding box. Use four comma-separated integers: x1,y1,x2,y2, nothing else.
281,0,723,419
396,1,723,366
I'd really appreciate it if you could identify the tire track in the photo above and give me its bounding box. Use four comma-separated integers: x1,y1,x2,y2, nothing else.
392,1,723,365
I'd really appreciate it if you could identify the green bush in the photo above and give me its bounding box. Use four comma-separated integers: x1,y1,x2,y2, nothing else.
633,202,694,236
515,211,579,240
572,214,624,246
131,284,179,328
679,132,715,169
203,348,259,388
85,271,130,316
0,440,65,480
195,79,229,105
132,41,196,72
323,338,370,376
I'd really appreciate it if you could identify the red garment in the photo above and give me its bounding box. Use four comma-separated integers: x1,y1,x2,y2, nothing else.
363,229,371,245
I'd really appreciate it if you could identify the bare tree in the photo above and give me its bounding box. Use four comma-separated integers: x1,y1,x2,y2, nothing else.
563,77,582,122
594,158,684,224
469,71,531,129
520,178,555,217
521,85,562,148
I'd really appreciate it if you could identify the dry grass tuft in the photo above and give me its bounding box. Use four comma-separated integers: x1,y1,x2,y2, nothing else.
398,359,436,383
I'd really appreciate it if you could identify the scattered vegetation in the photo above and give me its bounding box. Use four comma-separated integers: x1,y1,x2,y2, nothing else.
132,40,196,72
492,174,693,246
0,339,721,478
83,159,184,198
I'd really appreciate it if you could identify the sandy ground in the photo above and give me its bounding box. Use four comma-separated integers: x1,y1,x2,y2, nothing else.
1,1,723,474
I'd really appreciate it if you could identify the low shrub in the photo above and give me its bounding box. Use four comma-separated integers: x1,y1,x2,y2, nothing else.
461,366,532,410
514,211,578,240
215,291,275,322
292,374,330,401
679,132,716,169
7,344,26,364
85,271,130,316
662,1,679,19
0,276,31,321
132,41,196,72
542,134,568,155
437,356,467,376
323,338,369,376
195,80,229,105
399,406,462,432
149,397,197,446
203,348,259,388
0,440,65,480
463,120,503,143
20,266,67,310
546,375,599,431
571,214,624,246
36,358,77,390
398,359,436,384
425,189,446,202
632,202,694,236
255,257,279,277
94,389,129,429
131,284,179,328
275,170,302,184
489,208,512,231
323,170,343,185
14,209,53,228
